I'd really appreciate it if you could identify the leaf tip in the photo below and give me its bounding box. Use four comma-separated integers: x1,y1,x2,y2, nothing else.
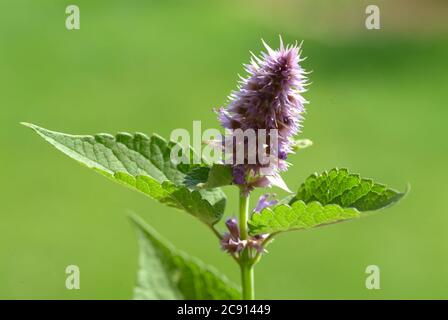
127,211,149,231
388,183,410,207
127,212,167,245
20,122,37,129
400,183,411,199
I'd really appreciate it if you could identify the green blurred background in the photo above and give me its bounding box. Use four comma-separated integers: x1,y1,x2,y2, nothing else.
1,0,447,299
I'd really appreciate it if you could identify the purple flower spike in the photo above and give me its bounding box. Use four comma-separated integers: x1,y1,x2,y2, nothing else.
253,194,278,213
217,37,308,192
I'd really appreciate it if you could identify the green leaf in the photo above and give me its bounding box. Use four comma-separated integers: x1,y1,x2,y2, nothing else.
203,164,233,188
22,123,226,225
183,166,211,188
248,168,406,235
184,164,233,189
290,168,405,211
130,214,241,300
249,200,359,235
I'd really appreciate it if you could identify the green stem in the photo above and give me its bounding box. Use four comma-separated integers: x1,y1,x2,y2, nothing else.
241,261,254,300
239,191,254,300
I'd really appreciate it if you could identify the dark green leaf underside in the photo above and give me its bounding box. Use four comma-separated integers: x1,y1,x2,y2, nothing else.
130,214,241,300
184,164,233,189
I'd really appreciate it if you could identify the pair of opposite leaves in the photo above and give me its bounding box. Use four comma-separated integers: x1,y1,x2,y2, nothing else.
23,123,406,299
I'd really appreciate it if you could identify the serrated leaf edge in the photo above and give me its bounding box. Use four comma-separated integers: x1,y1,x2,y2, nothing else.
248,200,361,235
293,167,407,211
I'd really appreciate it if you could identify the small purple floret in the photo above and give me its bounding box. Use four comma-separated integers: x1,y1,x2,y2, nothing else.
220,217,269,255
221,218,246,253
253,194,278,213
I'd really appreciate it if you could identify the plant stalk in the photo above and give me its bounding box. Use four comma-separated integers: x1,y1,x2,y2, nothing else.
239,191,254,300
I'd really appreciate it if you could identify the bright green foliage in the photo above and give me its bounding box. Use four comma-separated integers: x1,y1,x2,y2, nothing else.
249,168,405,235
130,214,241,300
249,200,359,235
291,168,405,211
22,123,226,226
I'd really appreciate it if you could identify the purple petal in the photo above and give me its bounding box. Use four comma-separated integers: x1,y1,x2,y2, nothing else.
225,218,240,239
254,194,278,213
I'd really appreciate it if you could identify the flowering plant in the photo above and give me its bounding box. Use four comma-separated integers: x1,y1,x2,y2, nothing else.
23,39,405,299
